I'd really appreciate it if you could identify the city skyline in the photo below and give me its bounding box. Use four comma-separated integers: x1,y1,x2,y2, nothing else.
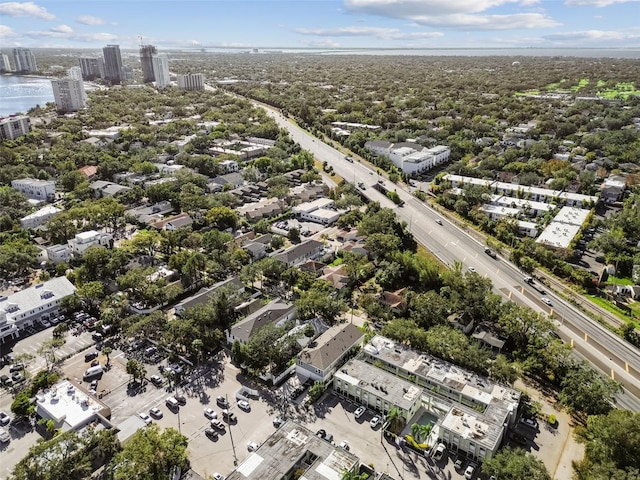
0,0,639,51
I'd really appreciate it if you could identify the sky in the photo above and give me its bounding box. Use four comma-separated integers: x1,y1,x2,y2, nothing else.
1,0,639,51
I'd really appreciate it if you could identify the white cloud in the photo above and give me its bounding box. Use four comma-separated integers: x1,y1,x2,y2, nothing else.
50,24,73,34
343,0,560,30
543,29,640,42
0,1,54,20
25,26,117,43
76,15,106,25
301,38,342,48
296,26,443,40
565,0,639,6
0,25,16,37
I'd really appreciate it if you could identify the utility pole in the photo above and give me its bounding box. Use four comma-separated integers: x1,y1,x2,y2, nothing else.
226,394,238,465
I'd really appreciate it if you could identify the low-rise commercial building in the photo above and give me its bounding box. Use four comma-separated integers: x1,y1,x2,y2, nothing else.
0,277,76,342
227,420,359,480
35,380,111,431
293,198,342,225
365,141,450,176
345,336,521,462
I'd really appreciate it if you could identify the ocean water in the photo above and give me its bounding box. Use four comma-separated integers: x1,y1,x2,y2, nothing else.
0,75,54,117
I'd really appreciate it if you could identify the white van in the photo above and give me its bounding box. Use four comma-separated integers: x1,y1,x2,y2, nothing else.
166,397,179,409
83,365,103,380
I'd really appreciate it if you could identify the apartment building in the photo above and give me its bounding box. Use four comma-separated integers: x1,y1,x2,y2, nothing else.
0,116,31,140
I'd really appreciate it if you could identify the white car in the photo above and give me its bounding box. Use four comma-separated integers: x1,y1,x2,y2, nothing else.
464,463,477,479
433,443,446,460
204,408,217,419
370,416,382,429
138,413,152,425
338,440,350,451
213,473,225,480
0,411,10,426
149,407,163,419
247,441,260,451
468,266,476,273
354,406,366,419
238,399,250,411
541,297,553,306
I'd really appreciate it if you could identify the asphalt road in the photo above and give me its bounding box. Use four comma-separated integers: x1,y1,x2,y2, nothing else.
258,104,640,412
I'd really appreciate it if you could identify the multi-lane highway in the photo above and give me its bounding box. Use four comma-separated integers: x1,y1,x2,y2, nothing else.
257,104,640,411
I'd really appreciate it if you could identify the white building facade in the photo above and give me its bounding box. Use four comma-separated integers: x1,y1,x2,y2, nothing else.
11,178,56,202
51,78,86,112
0,116,31,140
13,47,37,73
177,73,205,91
68,230,113,256
20,205,62,229
152,55,170,88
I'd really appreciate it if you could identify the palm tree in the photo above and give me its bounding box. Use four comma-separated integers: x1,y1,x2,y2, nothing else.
385,407,403,435
102,347,112,367
410,423,433,443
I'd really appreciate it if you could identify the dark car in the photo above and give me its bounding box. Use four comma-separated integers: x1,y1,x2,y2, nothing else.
216,396,229,408
509,431,528,445
9,363,24,373
484,248,497,258
205,427,219,440
84,351,99,362
175,394,187,406
222,410,237,423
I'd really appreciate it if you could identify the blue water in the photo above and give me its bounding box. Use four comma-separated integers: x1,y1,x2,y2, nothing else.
0,75,54,117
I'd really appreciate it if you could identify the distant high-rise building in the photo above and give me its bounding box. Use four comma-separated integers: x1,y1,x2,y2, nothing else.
0,116,31,140
0,54,12,73
51,78,86,112
102,45,123,84
177,73,204,91
120,65,134,83
139,44,157,83
79,57,103,80
12,48,37,73
67,66,82,81
152,55,170,88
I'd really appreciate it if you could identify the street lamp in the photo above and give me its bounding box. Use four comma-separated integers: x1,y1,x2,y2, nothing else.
226,394,238,466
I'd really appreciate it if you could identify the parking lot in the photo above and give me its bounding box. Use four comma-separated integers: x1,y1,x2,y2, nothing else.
2,327,578,480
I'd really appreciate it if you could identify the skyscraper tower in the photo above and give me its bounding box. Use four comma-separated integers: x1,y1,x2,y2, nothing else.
139,44,157,83
51,78,86,112
12,48,37,73
152,54,170,88
102,44,123,84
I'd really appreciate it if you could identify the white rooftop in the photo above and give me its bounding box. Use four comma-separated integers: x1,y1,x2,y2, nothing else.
35,380,104,430
552,206,591,226
536,221,582,249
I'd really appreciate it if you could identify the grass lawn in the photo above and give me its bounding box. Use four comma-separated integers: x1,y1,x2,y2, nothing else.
329,257,343,267
514,90,541,97
605,276,634,286
570,78,590,92
596,80,607,88
416,244,447,272
587,295,635,322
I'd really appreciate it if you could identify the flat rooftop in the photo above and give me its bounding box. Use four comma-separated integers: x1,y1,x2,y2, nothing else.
362,336,520,427
35,380,108,431
335,358,421,412
536,221,582,249
552,206,591,226
440,405,503,453
227,421,359,480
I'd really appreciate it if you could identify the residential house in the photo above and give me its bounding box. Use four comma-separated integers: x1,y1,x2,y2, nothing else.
272,239,324,267
78,165,98,179
209,172,244,190
20,205,62,229
296,322,363,383
241,234,272,262
45,244,72,264
219,160,239,173
152,212,193,231
11,178,56,202
89,180,132,198
601,175,627,203
0,277,76,342
126,201,174,226
237,198,285,222
379,288,407,313
68,230,113,256
319,265,350,290
174,276,245,317
226,299,297,345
